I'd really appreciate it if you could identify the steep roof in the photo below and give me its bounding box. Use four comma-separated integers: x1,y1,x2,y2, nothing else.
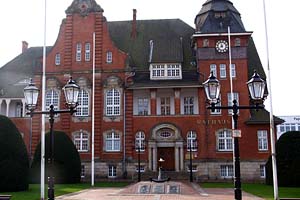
195,0,246,33
108,19,195,70
0,47,50,98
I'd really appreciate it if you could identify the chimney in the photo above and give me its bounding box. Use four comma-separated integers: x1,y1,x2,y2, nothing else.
131,9,137,39
22,41,28,53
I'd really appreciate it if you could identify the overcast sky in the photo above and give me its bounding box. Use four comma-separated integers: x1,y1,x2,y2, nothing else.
0,0,298,116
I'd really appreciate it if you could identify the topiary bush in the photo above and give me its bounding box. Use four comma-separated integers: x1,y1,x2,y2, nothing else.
30,130,81,184
0,115,29,191
266,131,300,186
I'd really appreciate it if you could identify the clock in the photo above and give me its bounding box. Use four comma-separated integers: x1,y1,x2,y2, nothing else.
215,40,229,53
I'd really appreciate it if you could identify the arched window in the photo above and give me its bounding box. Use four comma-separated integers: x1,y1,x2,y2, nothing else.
73,130,89,152
217,129,233,151
105,131,120,152
76,89,89,117
135,131,145,151
45,90,59,111
187,131,197,151
106,89,120,116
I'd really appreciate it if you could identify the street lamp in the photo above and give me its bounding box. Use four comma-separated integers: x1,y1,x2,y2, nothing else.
135,139,145,182
203,71,266,200
24,77,79,200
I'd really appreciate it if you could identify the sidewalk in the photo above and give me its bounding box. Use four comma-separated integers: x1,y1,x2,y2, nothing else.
56,181,264,200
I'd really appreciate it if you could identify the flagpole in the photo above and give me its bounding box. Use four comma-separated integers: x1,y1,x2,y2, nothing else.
91,32,95,186
41,0,47,199
262,0,279,199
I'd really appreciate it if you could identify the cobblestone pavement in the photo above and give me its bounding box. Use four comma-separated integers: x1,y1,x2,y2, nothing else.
56,181,264,200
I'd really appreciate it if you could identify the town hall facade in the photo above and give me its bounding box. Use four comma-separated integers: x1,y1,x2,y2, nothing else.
0,0,282,181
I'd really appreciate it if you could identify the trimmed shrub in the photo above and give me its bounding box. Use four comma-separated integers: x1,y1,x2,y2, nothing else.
0,115,29,191
266,131,300,186
30,130,81,183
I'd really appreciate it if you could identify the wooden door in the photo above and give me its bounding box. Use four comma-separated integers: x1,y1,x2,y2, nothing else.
157,147,175,171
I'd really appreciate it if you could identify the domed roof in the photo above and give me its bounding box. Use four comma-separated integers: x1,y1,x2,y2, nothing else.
65,0,104,16
195,0,246,33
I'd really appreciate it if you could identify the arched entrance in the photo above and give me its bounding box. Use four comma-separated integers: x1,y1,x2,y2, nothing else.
148,123,184,172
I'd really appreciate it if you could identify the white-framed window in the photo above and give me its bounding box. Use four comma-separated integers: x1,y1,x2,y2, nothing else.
135,131,145,152
108,165,117,178
220,64,226,78
217,129,233,151
258,130,268,151
106,89,120,116
16,102,23,117
210,64,217,77
230,64,236,78
85,43,91,61
45,90,59,111
150,63,182,80
187,165,198,172
220,165,233,178
211,95,221,115
81,165,85,178
167,64,181,77
137,98,149,116
73,130,89,152
227,93,239,114
160,97,171,115
76,43,82,62
183,97,194,115
106,51,112,63
135,165,145,173
187,131,197,151
260,165,266,178
55,53,61,65
76,90,89,117
105,132,121,152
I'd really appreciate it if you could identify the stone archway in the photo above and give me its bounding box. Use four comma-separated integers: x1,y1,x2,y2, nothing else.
148,123,184,172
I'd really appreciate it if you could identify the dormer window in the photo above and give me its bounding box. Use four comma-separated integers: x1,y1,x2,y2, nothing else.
150,63,182,80
215,12,226,19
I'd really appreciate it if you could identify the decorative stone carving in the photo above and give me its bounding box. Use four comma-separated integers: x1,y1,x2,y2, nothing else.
65,0,104,16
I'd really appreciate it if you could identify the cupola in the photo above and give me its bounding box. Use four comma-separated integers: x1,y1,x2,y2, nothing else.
194,0,246,33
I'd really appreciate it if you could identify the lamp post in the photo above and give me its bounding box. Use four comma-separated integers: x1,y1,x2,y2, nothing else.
135,143,143,182
203,71,266,200
24,77,79,200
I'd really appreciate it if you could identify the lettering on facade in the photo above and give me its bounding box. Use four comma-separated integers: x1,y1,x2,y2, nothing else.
196,119,231,125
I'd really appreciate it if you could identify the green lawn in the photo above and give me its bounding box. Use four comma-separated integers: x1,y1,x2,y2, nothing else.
0,182,129,200
201,182,300,200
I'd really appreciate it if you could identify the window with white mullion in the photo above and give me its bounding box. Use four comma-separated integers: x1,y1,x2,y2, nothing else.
106,51,112,63
230,64,236,78
167,64,181,78
106,89,120,116
160,97,171,115
227,93,239,114
45,90,59,111
211,95,221,115
76,90,89,117
135,131,145,152
76,43,82,62
218,130,233,151
73,131,89,152
108,165,117,178
187,131,197,151
184,97,194,115
220,64,226,78
55,53,61,65
85,43,91,61
220,165,233,178
258,130,268,151
137,98,149,115
106,132,120,152
150,63,182,79
210,64,217,77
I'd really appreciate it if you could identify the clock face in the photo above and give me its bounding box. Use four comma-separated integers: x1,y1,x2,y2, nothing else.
216,40,229,53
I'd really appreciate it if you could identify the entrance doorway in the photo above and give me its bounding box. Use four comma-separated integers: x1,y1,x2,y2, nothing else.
157,147,175,171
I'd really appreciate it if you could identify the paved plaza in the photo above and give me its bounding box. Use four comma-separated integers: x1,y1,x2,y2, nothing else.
56,181,264,200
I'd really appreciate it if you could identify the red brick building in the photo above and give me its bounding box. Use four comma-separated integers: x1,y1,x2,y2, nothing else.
0,0,282,181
